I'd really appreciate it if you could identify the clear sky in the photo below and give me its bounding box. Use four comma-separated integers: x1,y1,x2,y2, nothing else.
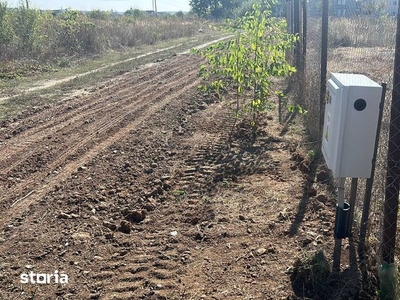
5,0,191,12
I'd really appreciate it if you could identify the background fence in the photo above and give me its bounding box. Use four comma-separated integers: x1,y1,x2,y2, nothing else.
286,0,399,297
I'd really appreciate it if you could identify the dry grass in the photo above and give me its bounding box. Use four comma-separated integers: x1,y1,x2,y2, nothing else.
328,47,394,84
0,8,207,78
306,17,396,49
329,17,395,48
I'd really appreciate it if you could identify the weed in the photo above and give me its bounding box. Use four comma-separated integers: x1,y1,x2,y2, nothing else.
202,196,211,203
287,104,308,116
172,189,186,200
307,149,316,161
290,250,332,298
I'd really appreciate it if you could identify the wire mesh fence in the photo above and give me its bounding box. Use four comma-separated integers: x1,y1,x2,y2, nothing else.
287,0,399,297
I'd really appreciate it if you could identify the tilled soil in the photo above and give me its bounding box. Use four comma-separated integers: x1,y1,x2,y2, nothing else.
0,53,368,299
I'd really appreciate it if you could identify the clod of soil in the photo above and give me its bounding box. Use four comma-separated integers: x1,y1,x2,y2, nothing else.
124,210,146,223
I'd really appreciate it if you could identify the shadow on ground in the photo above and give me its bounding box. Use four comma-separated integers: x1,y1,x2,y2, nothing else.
289,248,373,300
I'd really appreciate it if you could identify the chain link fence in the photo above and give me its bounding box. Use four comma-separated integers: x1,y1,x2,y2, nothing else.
287,0,399,297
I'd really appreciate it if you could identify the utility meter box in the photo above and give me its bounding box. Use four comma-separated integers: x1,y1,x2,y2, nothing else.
322,73,382,178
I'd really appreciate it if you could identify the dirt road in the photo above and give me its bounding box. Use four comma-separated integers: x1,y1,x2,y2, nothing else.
0,49,363,299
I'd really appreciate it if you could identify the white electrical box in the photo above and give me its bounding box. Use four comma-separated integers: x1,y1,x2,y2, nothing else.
322,73,382,178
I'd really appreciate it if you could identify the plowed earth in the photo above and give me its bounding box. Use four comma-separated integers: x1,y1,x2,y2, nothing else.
0,53,370,299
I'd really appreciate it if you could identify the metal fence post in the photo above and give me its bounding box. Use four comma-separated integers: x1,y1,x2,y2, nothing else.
379,9,400,300
286,0,293,34
302,0,307,72
319,0,329,136
293,0,301,71
358,83,386,259
382,10,400,268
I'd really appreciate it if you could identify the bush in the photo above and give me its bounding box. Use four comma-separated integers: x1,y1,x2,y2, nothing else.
0,2,13,47
0,4,203,65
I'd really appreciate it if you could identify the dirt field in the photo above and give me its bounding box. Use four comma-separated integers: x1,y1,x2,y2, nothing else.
0,51,375,299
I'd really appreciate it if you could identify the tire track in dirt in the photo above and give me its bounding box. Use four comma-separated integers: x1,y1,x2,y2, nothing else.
172,116,235,199
3,76,199,205
93,107,237,299
2,67,193,179
0,44,185,103
0,56,202,230
91,232,183,299
0,56,199,182
0,55,196,175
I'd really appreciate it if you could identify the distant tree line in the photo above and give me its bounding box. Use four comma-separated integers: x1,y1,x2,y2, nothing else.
189,0,286,19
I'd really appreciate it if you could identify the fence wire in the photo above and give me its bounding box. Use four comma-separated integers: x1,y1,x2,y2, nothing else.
287,0,399,296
